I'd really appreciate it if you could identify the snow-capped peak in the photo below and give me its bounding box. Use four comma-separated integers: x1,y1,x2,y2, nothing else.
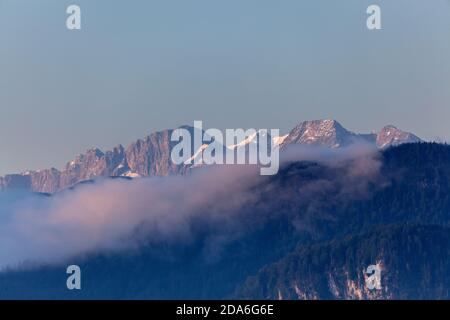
376,125,422,149
185,144,210,165
281,119,353,148
273,134,288,146
227,129,271,150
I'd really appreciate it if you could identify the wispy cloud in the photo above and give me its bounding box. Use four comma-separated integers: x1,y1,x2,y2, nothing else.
0,165,262,270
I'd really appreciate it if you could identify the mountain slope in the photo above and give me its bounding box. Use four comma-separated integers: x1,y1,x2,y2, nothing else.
281,119,365,148
376,125,422,149
235,224,450,300
0,143,448,299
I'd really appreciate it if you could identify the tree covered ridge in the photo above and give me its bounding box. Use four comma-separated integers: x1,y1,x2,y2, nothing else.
235,224,450,299
1,143,450,299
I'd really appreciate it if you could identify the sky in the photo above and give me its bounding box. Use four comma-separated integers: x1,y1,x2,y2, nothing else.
0,0,449,175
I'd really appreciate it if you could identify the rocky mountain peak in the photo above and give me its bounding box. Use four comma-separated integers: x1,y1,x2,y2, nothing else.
376,125,422,149
282,119,355,148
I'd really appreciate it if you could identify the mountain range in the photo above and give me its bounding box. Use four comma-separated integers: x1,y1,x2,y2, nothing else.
0,120,421,193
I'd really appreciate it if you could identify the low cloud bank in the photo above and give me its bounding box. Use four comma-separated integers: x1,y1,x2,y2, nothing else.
0,144,381,270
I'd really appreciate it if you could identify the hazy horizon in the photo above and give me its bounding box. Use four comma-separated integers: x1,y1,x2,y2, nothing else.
1,0,450,175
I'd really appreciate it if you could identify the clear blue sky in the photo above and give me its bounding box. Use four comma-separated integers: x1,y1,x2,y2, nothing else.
1,0,449,175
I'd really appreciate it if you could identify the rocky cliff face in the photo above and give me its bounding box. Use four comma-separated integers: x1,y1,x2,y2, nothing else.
125,128,186,177
280,120,420,149
0,120,422,193
281,119,365,148
30,168,61,194
376,125,422,149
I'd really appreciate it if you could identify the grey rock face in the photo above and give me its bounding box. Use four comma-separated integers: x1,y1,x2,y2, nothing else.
281,119,365,148
0,126,199,193
376,125,422,149
58,145,128,188
281,119,421,150
30,168,61,194
125,129,180,177
125,126,203,177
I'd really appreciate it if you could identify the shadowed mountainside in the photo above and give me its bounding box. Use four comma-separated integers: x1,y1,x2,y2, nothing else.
0,143,447,300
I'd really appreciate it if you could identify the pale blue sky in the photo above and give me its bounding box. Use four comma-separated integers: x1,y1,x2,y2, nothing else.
1,0,450,174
